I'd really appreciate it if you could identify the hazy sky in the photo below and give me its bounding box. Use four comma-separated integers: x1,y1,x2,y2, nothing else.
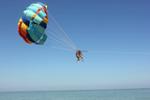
0,0,150,91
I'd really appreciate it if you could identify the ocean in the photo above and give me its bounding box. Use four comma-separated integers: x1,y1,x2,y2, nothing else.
0,88,150,100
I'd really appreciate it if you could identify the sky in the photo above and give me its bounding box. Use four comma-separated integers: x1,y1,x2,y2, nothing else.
0,0,150,91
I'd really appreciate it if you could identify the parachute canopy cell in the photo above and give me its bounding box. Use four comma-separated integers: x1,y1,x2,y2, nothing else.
18,2,48,45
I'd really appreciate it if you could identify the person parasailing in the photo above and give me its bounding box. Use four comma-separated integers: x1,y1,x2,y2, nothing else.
76,50,83,61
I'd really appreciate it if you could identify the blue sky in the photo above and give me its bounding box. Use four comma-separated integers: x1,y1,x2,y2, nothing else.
0,0,150,91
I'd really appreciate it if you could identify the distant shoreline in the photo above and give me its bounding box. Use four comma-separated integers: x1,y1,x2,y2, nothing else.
0,88,150,93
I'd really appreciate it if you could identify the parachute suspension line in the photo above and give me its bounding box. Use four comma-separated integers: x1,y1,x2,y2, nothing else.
48,31,75,51
47,12,77,50
48,37,76,53
46,29,76,50
48,15,76,48
45,26,75,50
47,22,76,51
48,18,78,51
51,46,75,52
47,18,77,51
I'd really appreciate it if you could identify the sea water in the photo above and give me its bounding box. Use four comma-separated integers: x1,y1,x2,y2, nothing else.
0,88,150,100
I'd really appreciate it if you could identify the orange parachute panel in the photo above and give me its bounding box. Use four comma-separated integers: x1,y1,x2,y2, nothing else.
18,19,32,44
43,17,48,24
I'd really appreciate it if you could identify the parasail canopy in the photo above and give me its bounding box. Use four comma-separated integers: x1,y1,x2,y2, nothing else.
18,2,48,45
18,2,78,53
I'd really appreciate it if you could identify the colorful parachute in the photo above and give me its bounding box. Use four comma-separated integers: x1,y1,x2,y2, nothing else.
18,2,48,44
17,2,84,61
